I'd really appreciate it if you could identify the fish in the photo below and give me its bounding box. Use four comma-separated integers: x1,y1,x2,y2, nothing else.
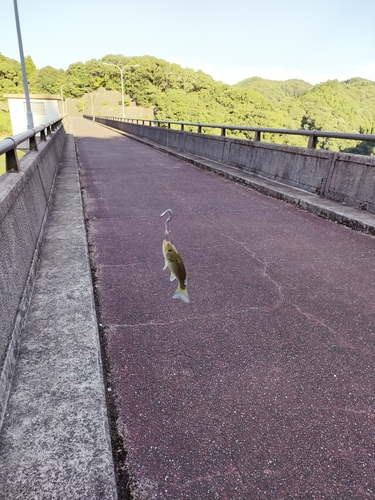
162,239,190,303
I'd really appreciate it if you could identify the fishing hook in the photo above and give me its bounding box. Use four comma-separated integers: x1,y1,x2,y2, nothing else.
160,209,173,235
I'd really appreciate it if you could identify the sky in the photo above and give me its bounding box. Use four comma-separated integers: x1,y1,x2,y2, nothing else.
1,0,375,85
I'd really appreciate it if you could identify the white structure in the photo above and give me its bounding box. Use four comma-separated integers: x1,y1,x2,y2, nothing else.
4,94,62,135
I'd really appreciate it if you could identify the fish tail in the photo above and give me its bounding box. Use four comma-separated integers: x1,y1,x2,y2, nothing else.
173,286,190,303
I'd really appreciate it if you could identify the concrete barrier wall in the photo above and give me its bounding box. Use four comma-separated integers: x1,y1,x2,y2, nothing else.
0,123,66,424
96,118,375,214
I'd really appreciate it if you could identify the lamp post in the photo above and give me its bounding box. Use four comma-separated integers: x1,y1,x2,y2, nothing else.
13,0,33,129
83,92,98,120
60,83,72,115
103,63,139,119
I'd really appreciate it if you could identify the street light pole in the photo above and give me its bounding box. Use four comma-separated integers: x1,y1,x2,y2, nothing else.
60,83,72,115
13,0,33,129
83,92,98,120
103,63,139,119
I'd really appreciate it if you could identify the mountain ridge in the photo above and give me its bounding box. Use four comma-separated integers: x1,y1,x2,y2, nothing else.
1,53,374,154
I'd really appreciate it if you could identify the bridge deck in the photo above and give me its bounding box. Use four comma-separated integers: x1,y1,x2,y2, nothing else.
73,117,375,499
2,116,374,498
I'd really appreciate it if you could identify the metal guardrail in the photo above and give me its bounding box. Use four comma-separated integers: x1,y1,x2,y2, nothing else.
101,116,375,150
0,118,62,173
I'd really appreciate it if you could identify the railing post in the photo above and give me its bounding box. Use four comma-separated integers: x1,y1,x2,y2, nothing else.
221,127,226,137
29,133,38,151
198,125,202,134
181,124,184,131
168,122,171,129
253,130,261,142
6,146,20,172
40,129,47,141
307,132,318,149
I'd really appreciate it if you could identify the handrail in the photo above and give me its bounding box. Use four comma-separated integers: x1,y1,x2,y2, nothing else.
0,117,63,173
98,116,375,151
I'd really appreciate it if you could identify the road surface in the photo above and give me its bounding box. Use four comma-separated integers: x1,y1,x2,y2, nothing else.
74,117,375,500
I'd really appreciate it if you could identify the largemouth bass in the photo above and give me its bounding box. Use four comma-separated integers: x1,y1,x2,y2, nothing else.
162,239,189,303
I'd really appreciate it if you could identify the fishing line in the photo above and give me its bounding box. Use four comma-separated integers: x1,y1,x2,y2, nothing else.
165,67,178,160
166,68,170,159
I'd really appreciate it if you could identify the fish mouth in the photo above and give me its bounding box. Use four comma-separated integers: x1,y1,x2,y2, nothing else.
163,239,173,251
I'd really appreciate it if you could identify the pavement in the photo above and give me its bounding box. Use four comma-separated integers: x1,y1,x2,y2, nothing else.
74,118,375,499
0,122,117,499
98,121,375,237
1,117,375,500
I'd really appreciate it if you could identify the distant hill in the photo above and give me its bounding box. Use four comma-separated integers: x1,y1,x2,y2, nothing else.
235,75,375,152
1,53,374,154
235,77,312,101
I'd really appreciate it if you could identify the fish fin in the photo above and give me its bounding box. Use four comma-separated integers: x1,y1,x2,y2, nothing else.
173,286,190,303
163,260,168,270
170,272,176,282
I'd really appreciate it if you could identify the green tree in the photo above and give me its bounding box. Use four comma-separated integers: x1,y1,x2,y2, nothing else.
66,62,92,97
1,51,375,155
25,55,37,79
30,65,66,94
0,53,23,98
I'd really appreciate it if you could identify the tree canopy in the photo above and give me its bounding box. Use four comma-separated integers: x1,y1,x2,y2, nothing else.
1,52,374,154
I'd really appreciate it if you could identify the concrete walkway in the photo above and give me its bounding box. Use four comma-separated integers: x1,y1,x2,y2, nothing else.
74,118,375,499
0,124,117,499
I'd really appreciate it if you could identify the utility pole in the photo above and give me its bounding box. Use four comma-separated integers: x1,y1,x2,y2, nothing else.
13,0,34,129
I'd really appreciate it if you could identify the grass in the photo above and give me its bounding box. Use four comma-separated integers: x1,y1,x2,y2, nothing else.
0,155,6,176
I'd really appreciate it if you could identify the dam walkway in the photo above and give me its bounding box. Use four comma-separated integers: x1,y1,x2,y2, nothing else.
2,117,375,499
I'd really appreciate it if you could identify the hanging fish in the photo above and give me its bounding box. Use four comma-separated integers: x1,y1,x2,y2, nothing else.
162,239,190,303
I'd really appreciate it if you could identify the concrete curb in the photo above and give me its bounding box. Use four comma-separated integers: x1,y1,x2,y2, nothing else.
96,121,375,236
0,127,117,498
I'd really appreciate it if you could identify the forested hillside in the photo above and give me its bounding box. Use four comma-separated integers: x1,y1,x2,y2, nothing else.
1,53,374,154
236,77,313,101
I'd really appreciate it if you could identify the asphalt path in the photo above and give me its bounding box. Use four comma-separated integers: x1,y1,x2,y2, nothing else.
74,118,375,500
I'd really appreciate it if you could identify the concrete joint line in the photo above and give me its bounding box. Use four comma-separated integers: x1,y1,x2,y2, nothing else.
36,163,49,203
321,152,338,196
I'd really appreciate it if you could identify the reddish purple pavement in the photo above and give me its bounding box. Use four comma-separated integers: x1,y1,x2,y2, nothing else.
74,118,375,499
